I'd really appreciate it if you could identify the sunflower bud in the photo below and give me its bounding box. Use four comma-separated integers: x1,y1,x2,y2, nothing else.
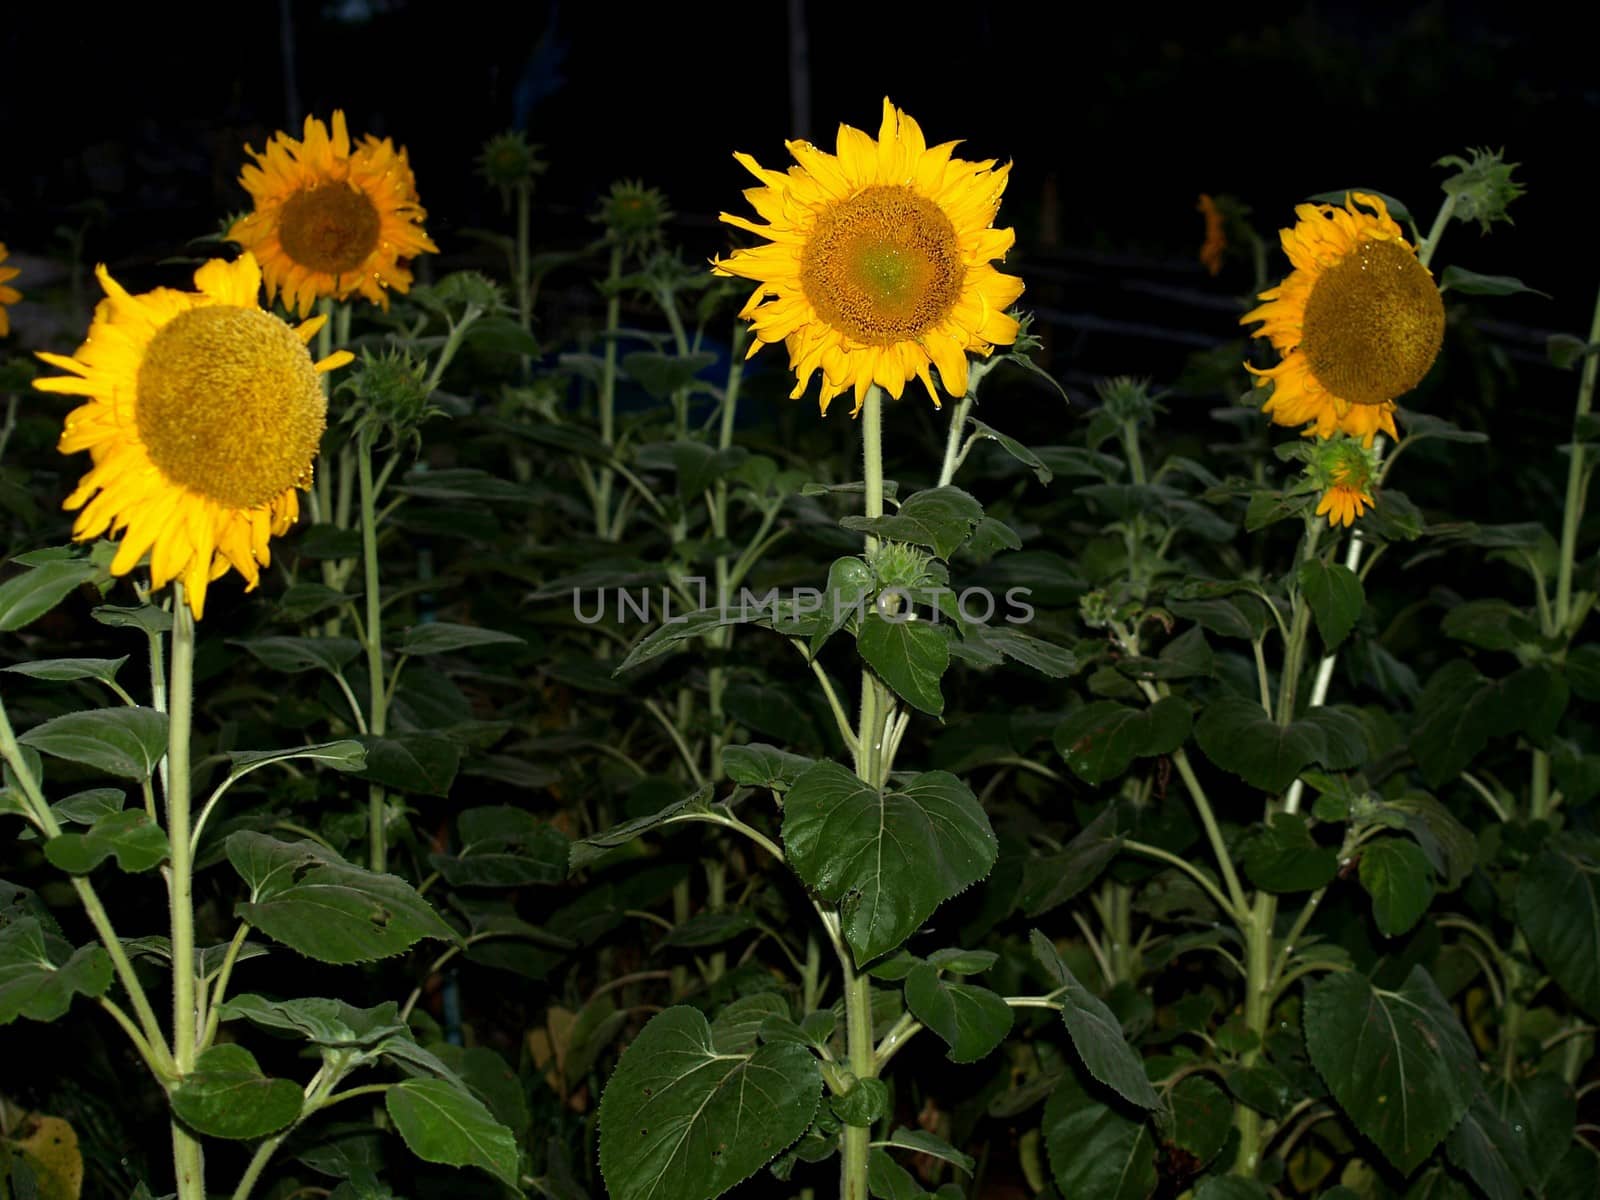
338,348,441,451
870,542,932,591
1308,436,1380,528
1436,148,1524,233
592,181,673,254
1096,377,1162,425
476,131,548,207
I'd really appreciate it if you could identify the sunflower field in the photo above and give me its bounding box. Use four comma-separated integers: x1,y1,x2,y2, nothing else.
2,9,1598,1200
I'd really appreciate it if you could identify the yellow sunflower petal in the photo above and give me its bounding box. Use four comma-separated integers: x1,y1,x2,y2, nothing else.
1242,193,1443,441
719,101,1021,416
32,256,354,618
231,111,437,317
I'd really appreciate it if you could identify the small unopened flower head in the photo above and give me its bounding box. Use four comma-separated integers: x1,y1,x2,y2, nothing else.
1310,437,1379,527
1437,148,1524,233
1096,377,1162,425
593,181,672,254
477,131,548,205
339,347,440,450
870,542,933,591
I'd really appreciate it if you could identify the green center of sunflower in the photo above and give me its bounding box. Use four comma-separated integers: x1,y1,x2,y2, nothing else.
136,306,327,509
800,185,963,345
277,182,381,275
1300,238,1444,406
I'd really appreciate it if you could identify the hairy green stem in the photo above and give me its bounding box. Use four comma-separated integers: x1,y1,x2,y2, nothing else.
595,244,626,537
936,395,974,488
356,431,390,873
167,587,205,1199
1555,279,1600,632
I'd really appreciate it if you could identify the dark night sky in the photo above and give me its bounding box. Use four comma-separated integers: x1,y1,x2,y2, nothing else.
3,0,1596,336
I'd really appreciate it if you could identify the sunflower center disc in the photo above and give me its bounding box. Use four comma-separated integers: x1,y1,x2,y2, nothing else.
1300,238,1445,407
136,306,327,509
800,185,963,345
278,182,382,275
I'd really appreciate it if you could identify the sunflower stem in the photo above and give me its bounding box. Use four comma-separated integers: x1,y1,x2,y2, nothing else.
357,429,389,873
595,243,625,539
1554,278,1600,636
1417,193,1457,270
312,298,335,525
166,584,206,1200
515,180,533,379
839,384,889,1200
936,394,974,488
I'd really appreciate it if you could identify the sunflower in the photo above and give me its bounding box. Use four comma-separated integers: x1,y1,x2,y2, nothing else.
32,254,353,618
228,111,438,317
1312,437,1378,528
712,98,1023,416
1316,472,1375,528
1242,192,1443,445
0,244,21,337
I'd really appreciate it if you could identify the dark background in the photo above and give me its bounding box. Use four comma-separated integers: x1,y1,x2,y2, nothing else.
3,0,1596,487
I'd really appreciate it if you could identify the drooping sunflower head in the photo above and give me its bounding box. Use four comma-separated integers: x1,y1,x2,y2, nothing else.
32,254,354,618
1242,192,1444,446
1310,436,1379,528
0,244,21,337
228,111,439,317
712,98,1024,416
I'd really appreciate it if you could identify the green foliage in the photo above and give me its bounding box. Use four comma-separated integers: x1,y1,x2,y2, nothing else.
597,1006,821,1200
782,763,997,963
1304,968,1479,1174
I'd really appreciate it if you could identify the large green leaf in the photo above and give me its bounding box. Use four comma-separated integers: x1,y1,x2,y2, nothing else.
721,744,815,793
3,657,128,686
1516,837,1600,1019
1443,1091,1537,1200
1053,698,1190,786
598,1006,821,1200
568,785,713,872
1019,803,1124,917
398,623,524,656
1298,559,1364,652
857,611,951,717
1359,838,1435,937
783,763,997,964
1195,698,1364,793
219,993,408,1047
169,1043,302,1140
1304,967,1479,1174
1241,812,1338,893
1487,1073,1574,1191
430,806,568,888
1169,1076,1231,1169
19,707,168,781
1041,1072,1157,1200
903,962,1013,1063
840,487,984,559
226,832,460,964
1167,594,1271,642
386,1077,520,1188
0,559,104,632
1411,660,1569,786
1384,794,1476,891
1031,931,1161,1111
227,741,367,776
231,636,362,675
0,919,112,1024
43,810,169,874
352,734,460,797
